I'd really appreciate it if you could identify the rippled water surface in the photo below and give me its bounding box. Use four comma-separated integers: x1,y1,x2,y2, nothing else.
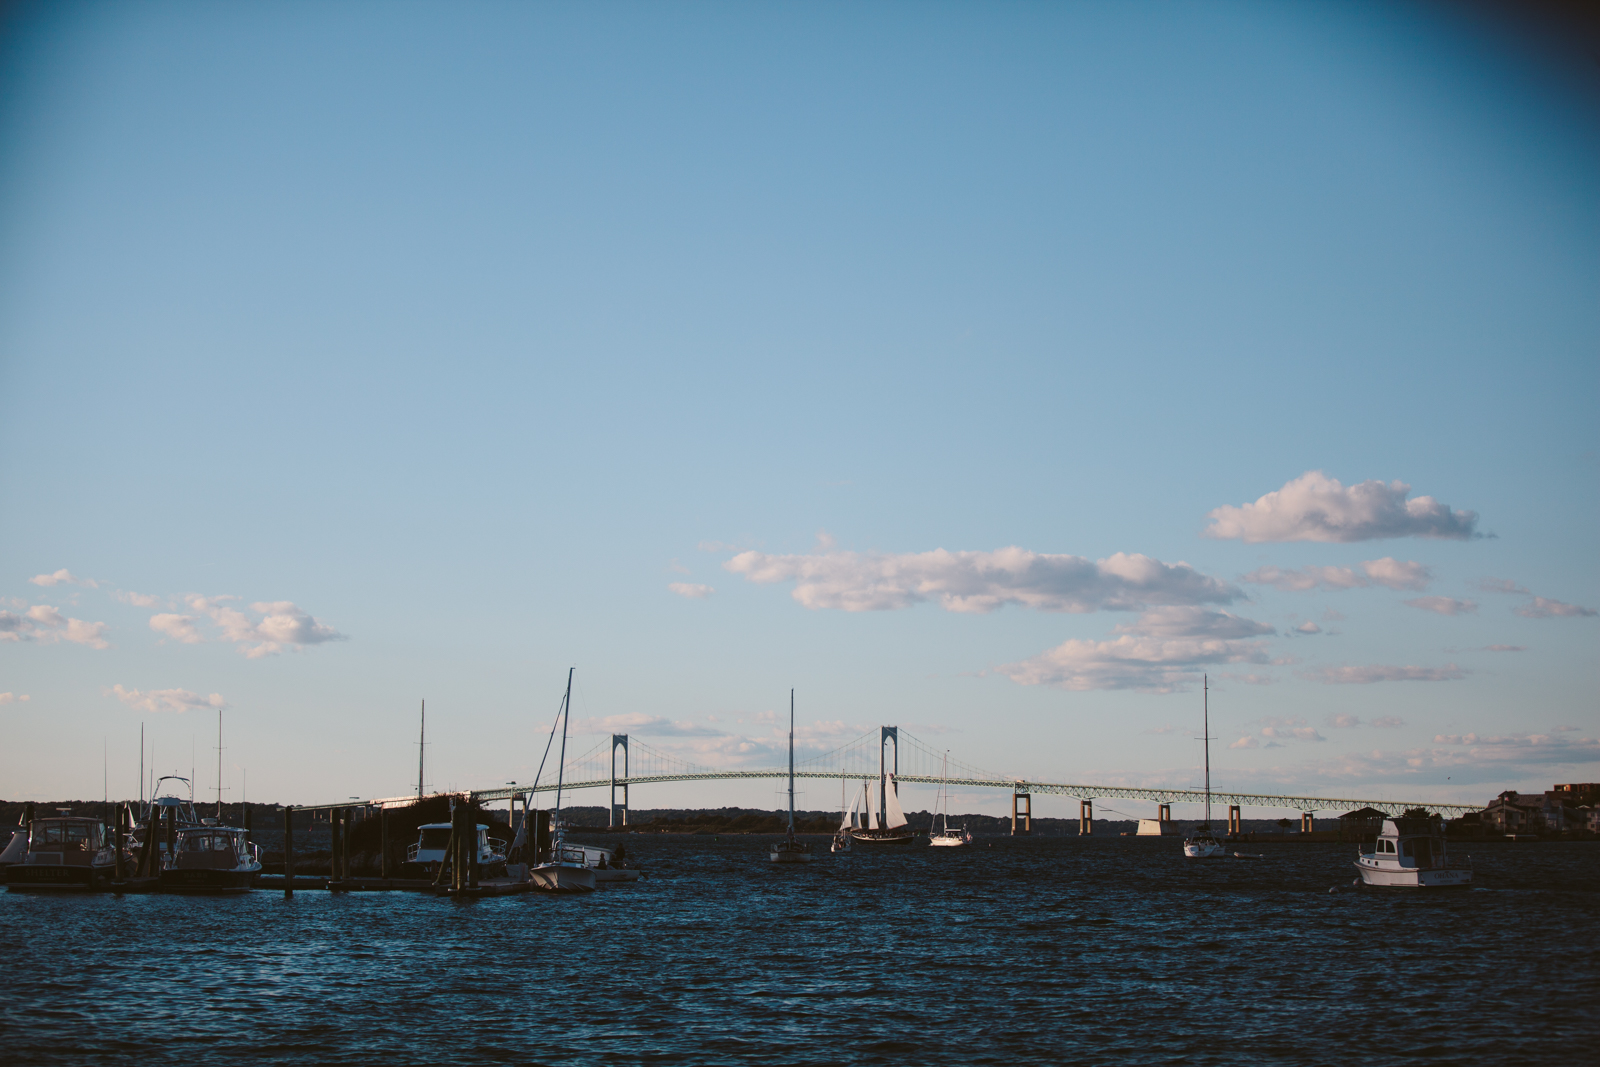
4,836,1596,1065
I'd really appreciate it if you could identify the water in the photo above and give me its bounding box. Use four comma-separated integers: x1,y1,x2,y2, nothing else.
3,836,1596,1064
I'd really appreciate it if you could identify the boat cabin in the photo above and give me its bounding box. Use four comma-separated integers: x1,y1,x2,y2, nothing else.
26,817,110,864
170,826,255,871
1373,817,1450,867
407,822,506,867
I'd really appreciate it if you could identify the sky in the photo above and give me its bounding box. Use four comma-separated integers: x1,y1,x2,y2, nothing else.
1,0,1596,820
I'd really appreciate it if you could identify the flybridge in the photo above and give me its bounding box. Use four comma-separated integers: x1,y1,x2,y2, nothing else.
303,726,1477,819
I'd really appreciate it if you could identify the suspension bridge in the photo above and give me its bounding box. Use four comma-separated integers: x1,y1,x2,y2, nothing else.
341,727,1477,825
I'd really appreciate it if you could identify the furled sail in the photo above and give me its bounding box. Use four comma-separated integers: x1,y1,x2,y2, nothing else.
884,774,908,829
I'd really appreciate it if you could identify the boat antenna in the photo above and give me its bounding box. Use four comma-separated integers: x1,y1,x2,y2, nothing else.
554,668,573,818
417,699,426,799
787,689,796,836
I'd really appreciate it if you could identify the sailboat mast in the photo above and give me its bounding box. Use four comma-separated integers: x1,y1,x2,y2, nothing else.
787,689,796,833
216,708,224,819
555,668,573,817
417,700,425,799
1203,674,1211,826
139,723,144,805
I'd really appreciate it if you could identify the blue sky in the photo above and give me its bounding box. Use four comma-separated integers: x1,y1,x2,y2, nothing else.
2,1,1595,817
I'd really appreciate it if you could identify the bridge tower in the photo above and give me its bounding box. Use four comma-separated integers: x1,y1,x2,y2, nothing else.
879,727,899,829
1079,799,1094,835
610,734,629,827
1011,792,1032,835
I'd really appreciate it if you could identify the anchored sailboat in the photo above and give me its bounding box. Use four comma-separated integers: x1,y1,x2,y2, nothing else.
770,690,813,863
928,751,971,847
1183,675,1227,859
529,668,597,893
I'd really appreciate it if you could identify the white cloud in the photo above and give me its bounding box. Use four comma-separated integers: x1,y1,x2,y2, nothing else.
1404,596,1478,616
1294,621,1322,634
1483,645,1525,652
0,692,30,704
725,546,1239,614
1260,717,1325,742
1258,732,1599,787
149,614,204,644
1476,577,1529,595
179,596,347,657
1371,716,1404,728
999,608,1274,692
1515,596,1596,619
1218,672,1277,685
1299,664,1467,684
1204,471,1479,543
109,684,227,714
1241,557,1432,593
668,583,715,599
1328,714,1361,728
114,590,161,607
0,605,110,649
29,569,97,588
569,711,727,738
1229,736,1259,750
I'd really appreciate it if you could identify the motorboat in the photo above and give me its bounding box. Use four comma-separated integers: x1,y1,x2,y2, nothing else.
406,821,508,877
527,668,596,893
4,812,117,891
928,751,972,847
159,822,262,892
771,690,814,864
1354,815,1472,888
1183,676,1229,859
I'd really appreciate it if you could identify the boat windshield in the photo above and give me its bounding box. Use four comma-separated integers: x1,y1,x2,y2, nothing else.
31,821,99,849
419,828,451,850
179,832,237,853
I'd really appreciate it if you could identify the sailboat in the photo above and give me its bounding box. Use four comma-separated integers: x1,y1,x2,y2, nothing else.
529,668,597,893
928,751,971,847
845,745,915,846
831,775,852,852
770,690,814,863
1183,675,1228,859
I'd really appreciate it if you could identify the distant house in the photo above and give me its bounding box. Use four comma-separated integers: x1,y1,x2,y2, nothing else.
1481,790,1586,835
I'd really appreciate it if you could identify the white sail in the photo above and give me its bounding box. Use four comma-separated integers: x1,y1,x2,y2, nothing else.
884,774,908,829
840,782,861,831
864,779,880,829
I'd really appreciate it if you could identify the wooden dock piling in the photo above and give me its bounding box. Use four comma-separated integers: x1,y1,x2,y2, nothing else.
380,806,390,881
283,806,295,898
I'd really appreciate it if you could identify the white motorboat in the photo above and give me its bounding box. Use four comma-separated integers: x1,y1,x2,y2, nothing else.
406,821,508,876
928,751,972,847
1183,676,1228,859
528,668,597,893
160,822,262,893
1354,815,1472,888
568,842,641,882
4,811,118,891
771,689,814,864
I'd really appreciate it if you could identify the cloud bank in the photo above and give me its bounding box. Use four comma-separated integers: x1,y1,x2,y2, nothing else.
668,583,715,599
1204,471,1478,543
998,608,1274,692
1241,557,1431,592
0,605,110,649
110,684,227,714
1404,597,1477,616
29,569,98,588
1515,596,1596,619
1298,663,1467,684
0,692,30,705
179,596,347,657
724,546,1239,614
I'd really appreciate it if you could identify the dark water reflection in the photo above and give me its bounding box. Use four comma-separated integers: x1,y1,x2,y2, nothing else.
3,836,1596,1064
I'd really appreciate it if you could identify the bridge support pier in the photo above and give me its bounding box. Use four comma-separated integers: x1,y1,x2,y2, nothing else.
1158,803,1171,823
1301,811,1314,834
1079,799,1093,835
1011,792,1031,835
1228,805,1241,836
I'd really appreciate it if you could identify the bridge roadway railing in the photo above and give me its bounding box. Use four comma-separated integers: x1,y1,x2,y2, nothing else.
340,770,1476,818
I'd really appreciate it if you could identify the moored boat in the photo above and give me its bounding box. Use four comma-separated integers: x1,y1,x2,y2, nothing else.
1183,676,1228,859
406,821,508,878
527,668,596,893
1354,815,1471,888
928,751,971,848
159,822,262,892
5,812,117,891
764,687,806,863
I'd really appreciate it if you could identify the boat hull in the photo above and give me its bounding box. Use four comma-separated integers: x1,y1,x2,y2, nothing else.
769,848,814,863
845,829,916,845
160,866,260,893
928,838,967,848
5,863,114,891
529,863,596,893
1353,860,1471,888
